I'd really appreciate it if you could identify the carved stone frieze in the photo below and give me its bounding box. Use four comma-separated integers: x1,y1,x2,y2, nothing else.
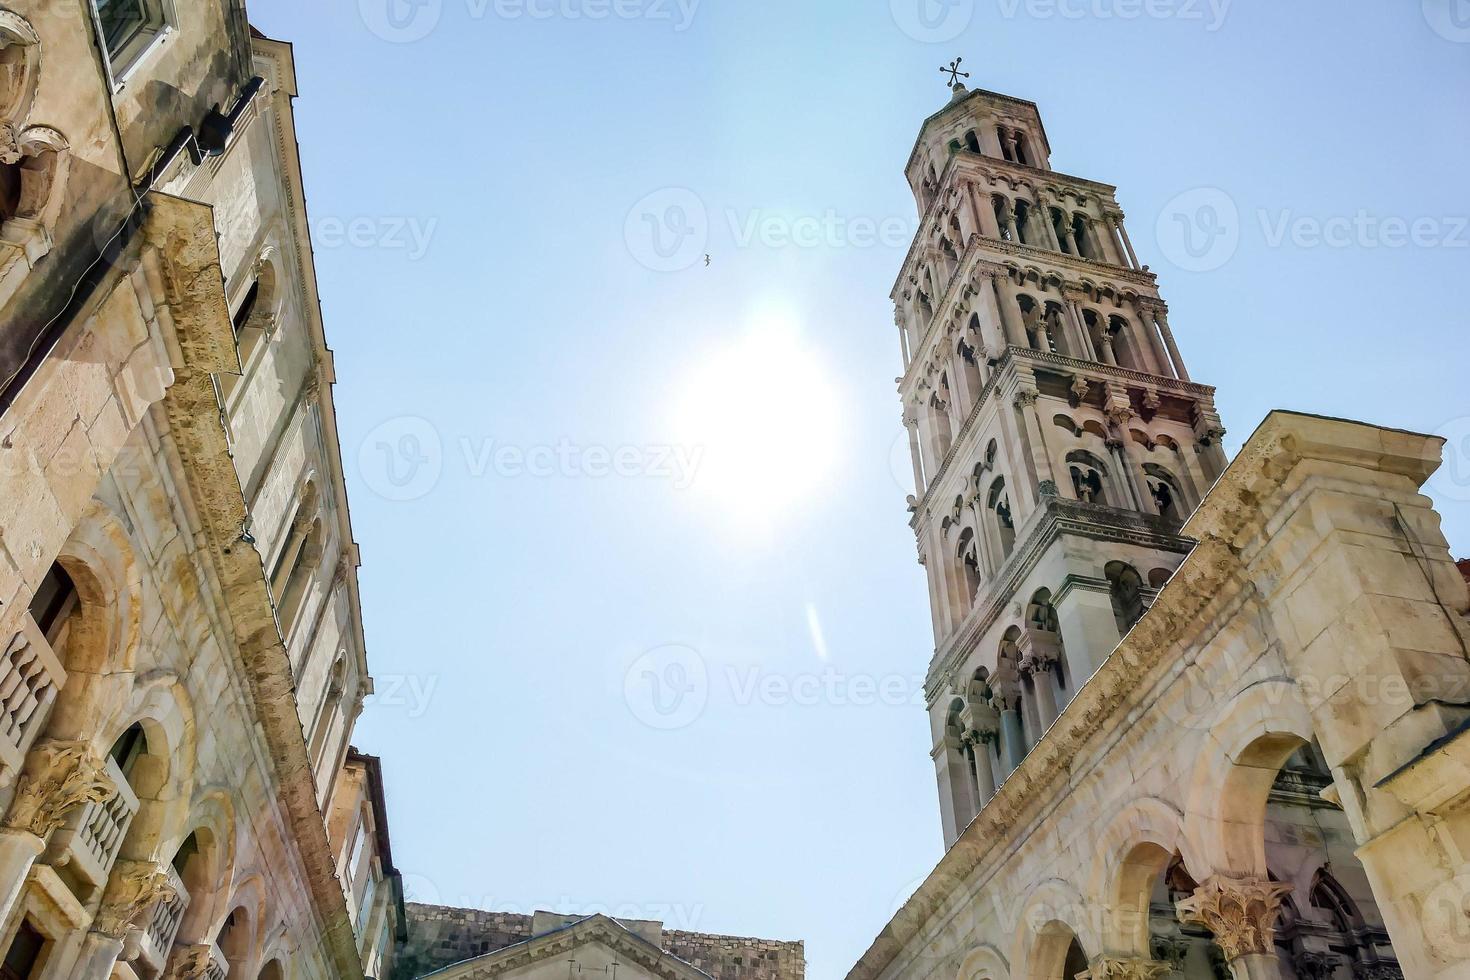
1078,956,1172,980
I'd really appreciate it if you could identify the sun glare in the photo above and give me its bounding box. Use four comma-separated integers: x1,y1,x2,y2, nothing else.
672,318,842,530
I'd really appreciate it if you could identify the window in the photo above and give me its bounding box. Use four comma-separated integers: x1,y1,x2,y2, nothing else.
0,920,45,980
28,562,78,646
92,0,171,77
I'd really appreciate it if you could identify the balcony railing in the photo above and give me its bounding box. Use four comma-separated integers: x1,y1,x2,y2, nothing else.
48,755,139,898
0,615,66,783
133,865,190,979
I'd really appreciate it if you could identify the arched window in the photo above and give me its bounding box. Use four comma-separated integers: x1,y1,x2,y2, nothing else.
1144,464,1187,522
1106,561,1147,633
956,529,982,602
986,478,1015,559
109,723,148,783
1066,451,1109,506
964,130,981,154
928,390,953,461
957,337,982,400
1108,315,1142,371
28,562,78,647
1012,199,1034,246
1071,213,1095,260
270,482,323,638
992,195,1013,242
1062,939,1088,979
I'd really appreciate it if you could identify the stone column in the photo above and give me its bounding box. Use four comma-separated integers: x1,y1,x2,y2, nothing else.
933,733,975,841
1078,956,1172,980
969,727,1000,803
1061,289,1095,360
1089,216,1123,266
0,742,115,932
1015,387,1059,497
1055,209,1077,254
1018,627,1062,729
904,416,926,496
976,193,1001,239
990,275,1026,351
77,860,178,980
1112,211,1141,268
1129,302,1171,378
1176,876,1293,980
992,685,1026,775
1153,307,1191,381
1054,580,1123,677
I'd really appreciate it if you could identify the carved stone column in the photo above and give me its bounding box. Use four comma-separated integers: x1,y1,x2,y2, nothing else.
1176,876,1293,980
1017,628,1061,729
1078,956,1172,980
0,741,115,933
161,944,219,980
1014,386,1059,497
76,860,179,980
1131,300,1173,379
1109,209,1141,269
991,682,1026,775
1152,307,1191,381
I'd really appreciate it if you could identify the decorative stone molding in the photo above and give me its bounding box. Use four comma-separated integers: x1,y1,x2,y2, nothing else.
1149,934,1189,970
1292,950,1341,980
1078,956,1171,980
94,860,177,939
5,740,115,839
1353,965,1403,980
161,943,220,980
1175,876,1293,962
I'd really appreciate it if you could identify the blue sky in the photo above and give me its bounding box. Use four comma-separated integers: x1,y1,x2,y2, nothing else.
248,2,1470,976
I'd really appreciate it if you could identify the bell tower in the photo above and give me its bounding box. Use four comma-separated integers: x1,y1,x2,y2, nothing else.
893,76,1229,847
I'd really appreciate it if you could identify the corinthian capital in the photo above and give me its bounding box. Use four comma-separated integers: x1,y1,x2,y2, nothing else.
1078,956,1172,980
1175,875,1293,962
162,943,218,980
5,740,116,839
94,860,177,939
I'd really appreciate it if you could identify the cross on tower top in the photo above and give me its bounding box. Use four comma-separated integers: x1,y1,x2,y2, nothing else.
940,58,970,91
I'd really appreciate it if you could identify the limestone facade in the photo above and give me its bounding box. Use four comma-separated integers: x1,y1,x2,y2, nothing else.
399,905,805,980
850,81,1470,980
0,6,400,980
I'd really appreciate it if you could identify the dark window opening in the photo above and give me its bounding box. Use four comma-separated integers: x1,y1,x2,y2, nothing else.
28,562,78,646
232,280,261,337
109,724,148,781
0,920,46,980
93,0,149,60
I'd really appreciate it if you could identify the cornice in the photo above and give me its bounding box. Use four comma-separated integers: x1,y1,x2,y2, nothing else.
429,917,712,980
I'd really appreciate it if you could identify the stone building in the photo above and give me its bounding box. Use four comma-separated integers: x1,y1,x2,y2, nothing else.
0,5,402,980
398,905,805,980
847,79,1470,980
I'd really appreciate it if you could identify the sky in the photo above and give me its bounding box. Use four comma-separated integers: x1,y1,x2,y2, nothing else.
246,2,1470,977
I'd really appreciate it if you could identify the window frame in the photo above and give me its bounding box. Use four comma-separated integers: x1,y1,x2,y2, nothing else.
88,0,177,88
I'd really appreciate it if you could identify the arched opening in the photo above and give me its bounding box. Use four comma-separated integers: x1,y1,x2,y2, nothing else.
257,958,284,980
993,195,1014,242
1065,451,1109,506
216,904,253,979
1025,588,1069,696
28,562,79,647
987,478,1015,560
928,390,954,462
308,656,348,776
956,528,982,603
270,482,322,639
964,130,981,154
1017,294,1043,350
957,337,983,401
1108,315,1142,371
1105,561,1146,634
1062,939,1087,979
1143,464,1187,522
1071,214,1095,260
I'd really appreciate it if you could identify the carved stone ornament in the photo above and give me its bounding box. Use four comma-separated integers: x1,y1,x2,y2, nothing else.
1077,956,1172,980
1293,950,1341,980
5,740,116,839
1175,876,1294,962
1149,934,1190,970
94,860,178,939
161,943,217,980
1037,478,1059,497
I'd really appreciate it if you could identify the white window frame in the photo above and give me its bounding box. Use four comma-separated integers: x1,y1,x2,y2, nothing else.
88,0,177,88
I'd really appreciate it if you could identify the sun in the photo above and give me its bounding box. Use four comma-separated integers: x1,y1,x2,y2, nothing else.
671,317,843,531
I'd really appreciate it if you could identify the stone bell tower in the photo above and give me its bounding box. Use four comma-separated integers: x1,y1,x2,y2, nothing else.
892,76,1230,846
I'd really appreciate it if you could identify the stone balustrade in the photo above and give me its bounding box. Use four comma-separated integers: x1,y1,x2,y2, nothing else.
46,755,138,898
0,615,66,785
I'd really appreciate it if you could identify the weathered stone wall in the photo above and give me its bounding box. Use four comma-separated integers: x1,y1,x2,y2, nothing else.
401,905,805,980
